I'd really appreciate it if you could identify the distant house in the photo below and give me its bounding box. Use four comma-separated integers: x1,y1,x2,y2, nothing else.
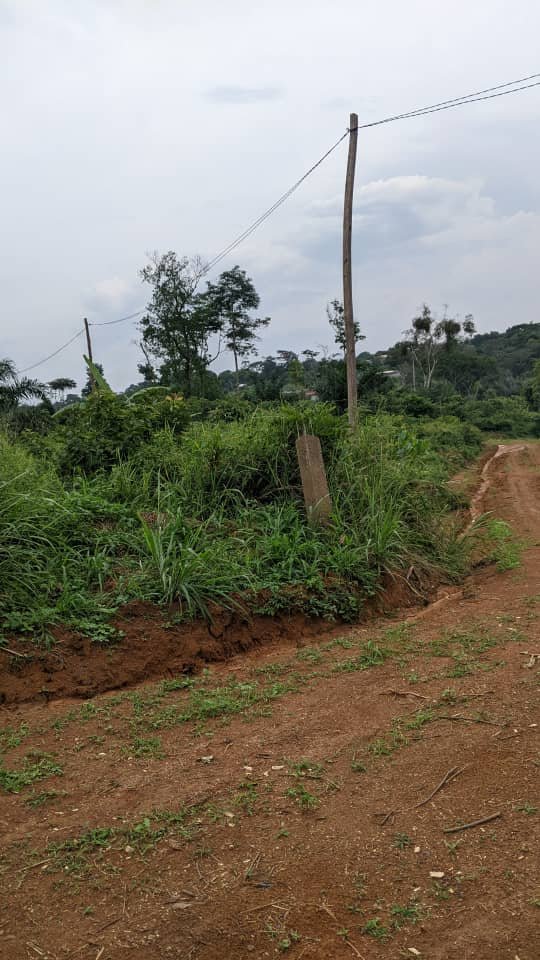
281,385,320,402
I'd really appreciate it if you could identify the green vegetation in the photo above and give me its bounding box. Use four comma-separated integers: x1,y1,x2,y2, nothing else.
0,394,479,639
0,753,63,794
3,279,537,643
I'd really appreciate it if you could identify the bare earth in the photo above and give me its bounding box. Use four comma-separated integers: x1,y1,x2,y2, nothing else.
1,442,539,960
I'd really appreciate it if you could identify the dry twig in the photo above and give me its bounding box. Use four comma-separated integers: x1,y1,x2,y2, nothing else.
443,812,502,834
413,765,465,809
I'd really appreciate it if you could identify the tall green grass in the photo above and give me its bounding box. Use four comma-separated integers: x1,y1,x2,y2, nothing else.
1,407,477,636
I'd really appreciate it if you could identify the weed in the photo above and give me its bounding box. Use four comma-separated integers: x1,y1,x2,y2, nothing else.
126,736,165,759
515,803,538,815
286,785,319,811
0,723,30,751
432,881,451,900
351,756,366,773
444,838,463,858
278,931,301,951
296,647,323,663
390,901,423,928
440,687,460,704
233,780,258,815
393,833,412,850
25,789,62,807
331,640,389,674
0,753,63,794
323,636,354,651
288,759,324,780
362,918,390,941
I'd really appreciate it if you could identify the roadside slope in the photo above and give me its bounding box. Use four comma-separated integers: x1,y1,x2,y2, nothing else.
1,443,539,960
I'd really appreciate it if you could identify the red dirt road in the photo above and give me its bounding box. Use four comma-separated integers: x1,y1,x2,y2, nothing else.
1,443,539,960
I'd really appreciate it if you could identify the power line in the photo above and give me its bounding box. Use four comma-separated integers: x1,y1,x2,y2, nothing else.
90,309,146,327
205,73,540,270
17,329,85,374
204,130,350,272
358,77,540,129
13,69,540,375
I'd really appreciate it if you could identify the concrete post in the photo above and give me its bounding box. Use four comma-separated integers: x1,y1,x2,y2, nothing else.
296,434,332,523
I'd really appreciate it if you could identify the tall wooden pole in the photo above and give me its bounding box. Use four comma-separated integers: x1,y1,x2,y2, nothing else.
343,113,359,427
83,317,96,393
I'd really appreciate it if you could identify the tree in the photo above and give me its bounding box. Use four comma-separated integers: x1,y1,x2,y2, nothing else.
48,377,76,403
400,305,475,391
139,251,221,396
326,299,362,356
208,266,269,389
523,359,540,410
0,358,47,411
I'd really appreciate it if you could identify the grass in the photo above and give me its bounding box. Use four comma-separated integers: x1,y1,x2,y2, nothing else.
0,408,478,635
485,519,523,571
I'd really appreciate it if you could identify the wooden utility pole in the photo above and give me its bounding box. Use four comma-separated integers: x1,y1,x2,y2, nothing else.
83,317,96,393
343,112,359,427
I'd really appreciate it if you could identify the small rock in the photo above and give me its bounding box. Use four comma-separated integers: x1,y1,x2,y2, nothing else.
170,901,191,910
408,949,421,957
199,755,214,763
430,871,445,879
125,845,134,854
414,846,421,853
271,765,285,770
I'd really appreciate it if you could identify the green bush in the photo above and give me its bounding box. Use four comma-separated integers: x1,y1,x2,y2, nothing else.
458,396,539,437
415,417,483,466
50,393,191,474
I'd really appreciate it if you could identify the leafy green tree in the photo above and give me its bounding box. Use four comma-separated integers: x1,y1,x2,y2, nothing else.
139,251,221,396
326,299,362,356
208,266,269,389
0,358,47,411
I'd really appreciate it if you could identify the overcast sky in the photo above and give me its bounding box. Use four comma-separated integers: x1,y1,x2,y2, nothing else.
1,0,539,391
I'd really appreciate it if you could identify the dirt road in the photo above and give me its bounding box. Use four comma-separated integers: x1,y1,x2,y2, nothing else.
1,443,539,960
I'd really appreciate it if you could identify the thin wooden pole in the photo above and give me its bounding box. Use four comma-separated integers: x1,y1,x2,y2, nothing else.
83,317,96,393
342,113,358,427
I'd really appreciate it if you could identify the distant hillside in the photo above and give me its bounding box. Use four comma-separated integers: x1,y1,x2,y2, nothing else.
471,322,540,379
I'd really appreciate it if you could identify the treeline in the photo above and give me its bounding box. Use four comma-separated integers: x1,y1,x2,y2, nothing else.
2,247,540,438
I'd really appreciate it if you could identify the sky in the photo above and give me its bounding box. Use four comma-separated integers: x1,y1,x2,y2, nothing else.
1,0,539,391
